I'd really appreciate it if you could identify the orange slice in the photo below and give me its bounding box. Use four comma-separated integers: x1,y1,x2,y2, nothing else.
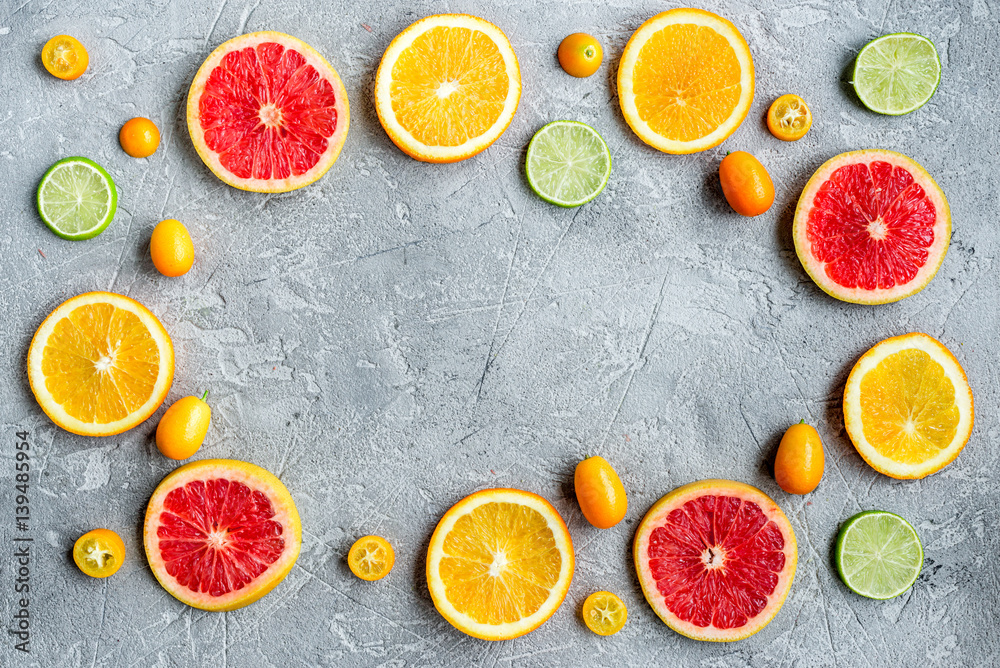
374,14,521,163
27,292,174,436
844,333,974,479
617,8,754,154
426,488,574,640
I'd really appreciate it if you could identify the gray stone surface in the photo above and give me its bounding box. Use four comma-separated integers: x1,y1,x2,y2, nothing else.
1,0,998,665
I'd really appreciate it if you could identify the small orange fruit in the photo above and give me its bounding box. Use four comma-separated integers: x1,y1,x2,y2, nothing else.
119,117,160,158
582,591,627,636
42,35,88,80
73,529,125,578
155,392,211,460
774,421,825,494
150,219,194,276
558,33,603,78
574,456,627,529
767,94,812,141
719,151,775,216
348,536,395,581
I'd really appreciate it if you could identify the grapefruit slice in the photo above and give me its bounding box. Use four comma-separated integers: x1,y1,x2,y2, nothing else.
793,150,950,304
634,480,797,642
187,32,349,193
143,459,302,611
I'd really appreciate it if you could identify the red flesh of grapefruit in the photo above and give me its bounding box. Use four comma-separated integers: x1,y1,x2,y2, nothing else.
144,459,302,611
634,480,797,641
793,149,950,304
187,32,349,193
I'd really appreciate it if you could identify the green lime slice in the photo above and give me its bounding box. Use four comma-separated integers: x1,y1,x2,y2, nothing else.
37,157,118,240
835,510,923,600
525,121,611,207
852,33,941,115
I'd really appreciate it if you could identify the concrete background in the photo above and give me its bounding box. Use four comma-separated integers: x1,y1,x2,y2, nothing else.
1,0,998,665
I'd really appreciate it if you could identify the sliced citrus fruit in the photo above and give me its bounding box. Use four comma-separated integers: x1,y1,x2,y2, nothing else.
27,292,174,437
793,149,950,304
348,535,395,581
187,31,350,193
426,488,574,640
582,591,627,636
374,14,521,163
41,35,88,80
835,510,922,599
37,157,117,240
767,94,812,141
143,459,302,611
853,33,940,116
634,479,797,642
525,121,611,208
617,8,754,154
843,333,973,479
73,529,126,578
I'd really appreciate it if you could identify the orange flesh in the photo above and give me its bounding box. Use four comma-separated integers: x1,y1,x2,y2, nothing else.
41,303,159,423
198,42,341,180
859,349,959,464
390,27,508,146
439,501,561,624
806,161,938,291
632,24,741,142
647,494,786,629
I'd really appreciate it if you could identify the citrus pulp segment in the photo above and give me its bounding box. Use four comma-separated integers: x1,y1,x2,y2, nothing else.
525,121,611,207
143,459,302,611
843,333,973,479
617,8,754,154
426,488,574,640
36,157,117,240
27,292,174,436
634,479,797,642
374,14,521,163
793,149,950,304
853,33,940,116
187,31,350,193
835,511,922,599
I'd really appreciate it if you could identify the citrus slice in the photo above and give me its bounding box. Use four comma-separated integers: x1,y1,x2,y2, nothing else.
73,529,126,578
634,479,797,642
426,488,574,640
143,459,302,611
374,14,521,163
843,332,973,479
617,8,754,154
27,292,174,437
41,35,89,80
582,591,627,636
853,33,940,116
36,157,117,240
187,31,350,193
525,121,611,207
793,149,950,304
348,536,395,581
835,511,922,599
767,94,812,142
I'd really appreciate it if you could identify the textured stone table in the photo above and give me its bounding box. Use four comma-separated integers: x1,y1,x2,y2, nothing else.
2,0,998,666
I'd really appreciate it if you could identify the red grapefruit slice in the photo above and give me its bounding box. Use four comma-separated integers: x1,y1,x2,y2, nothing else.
634,480,797,642
187,32,349,193
793,149,950,304
143,459,302,611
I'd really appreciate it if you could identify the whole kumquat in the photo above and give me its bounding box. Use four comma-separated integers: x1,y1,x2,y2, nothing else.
719,151,775,217
574,456,627,529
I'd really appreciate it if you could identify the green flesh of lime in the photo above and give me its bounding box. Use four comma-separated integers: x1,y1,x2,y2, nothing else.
853,33,941,115
525,121,611,207
37,157,117,240
835,510,923,600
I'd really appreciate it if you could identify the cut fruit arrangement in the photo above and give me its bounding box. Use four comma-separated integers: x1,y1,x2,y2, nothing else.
187,31,350,193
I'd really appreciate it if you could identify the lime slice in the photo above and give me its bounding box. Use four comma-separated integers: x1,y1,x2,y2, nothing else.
525,121,611,207
835,510,923,600
852,33,940,115
37,157,117,240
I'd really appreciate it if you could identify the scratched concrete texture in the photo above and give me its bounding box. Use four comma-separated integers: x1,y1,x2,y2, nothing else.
1,0,999,665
